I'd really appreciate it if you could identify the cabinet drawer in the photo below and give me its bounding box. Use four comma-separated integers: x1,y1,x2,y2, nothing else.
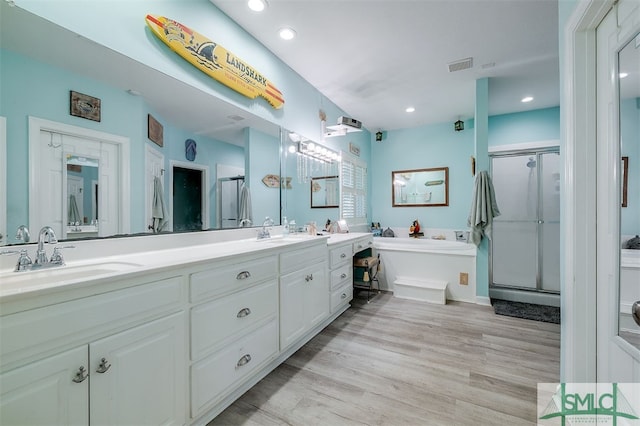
191,280,277,360
330,263,352,290
353,236,374,254
190,320,278,417
280,244,327,275
329,244,352,269
190,255,277,302
331,282,353,313
0,277,183,369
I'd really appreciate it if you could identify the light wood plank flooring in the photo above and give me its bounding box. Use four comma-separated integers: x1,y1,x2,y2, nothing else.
209,292,560,426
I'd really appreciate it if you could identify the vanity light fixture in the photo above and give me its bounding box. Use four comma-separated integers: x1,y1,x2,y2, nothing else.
293,141,340,164
247,0,267,12
279,27,296,40
521,96,534,103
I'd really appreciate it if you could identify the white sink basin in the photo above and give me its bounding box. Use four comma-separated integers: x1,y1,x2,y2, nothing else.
0,261,142,291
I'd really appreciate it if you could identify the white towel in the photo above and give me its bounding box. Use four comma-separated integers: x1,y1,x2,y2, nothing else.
467,171,501,246
152,176,169,232
68,194,81,224
239,183,253,227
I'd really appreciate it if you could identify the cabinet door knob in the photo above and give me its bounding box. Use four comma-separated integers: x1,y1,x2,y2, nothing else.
236,354,252,369
72,366,88,383
341,293,347,299
96,357,111,374
237,307,252,318
340,273,347,279
236,271,251,280
340,253,347,258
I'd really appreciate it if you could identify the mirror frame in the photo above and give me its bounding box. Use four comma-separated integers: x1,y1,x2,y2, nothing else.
392,167,449,207
310,175,339,208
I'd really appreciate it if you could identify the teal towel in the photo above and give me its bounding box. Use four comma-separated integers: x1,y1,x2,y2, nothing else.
467,171,501,246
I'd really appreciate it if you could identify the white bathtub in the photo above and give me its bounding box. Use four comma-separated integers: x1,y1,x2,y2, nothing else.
373,237,477,303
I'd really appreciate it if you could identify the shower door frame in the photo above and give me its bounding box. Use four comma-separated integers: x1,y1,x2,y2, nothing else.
489,146,560,301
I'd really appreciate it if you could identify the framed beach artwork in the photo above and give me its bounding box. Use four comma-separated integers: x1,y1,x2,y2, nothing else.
70,90,101,122
148,114,164,147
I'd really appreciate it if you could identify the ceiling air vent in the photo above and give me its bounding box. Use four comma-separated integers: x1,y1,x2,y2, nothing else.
448,57,473,72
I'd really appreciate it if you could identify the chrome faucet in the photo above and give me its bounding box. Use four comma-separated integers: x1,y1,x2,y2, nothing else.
257,217,274,240
34,226,58,266
15,225,30,243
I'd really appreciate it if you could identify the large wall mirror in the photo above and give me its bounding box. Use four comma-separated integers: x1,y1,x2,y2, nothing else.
392,167,449,207
311,176,339,208
618,31,640,348
0,2,282,244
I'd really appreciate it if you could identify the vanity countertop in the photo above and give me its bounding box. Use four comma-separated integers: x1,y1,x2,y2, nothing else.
326,232,372,246
0,234,329,304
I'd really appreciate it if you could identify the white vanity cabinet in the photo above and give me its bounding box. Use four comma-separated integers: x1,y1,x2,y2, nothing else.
189,253,279,418
279,243,330,350
0,276,187,426
329,242,354,313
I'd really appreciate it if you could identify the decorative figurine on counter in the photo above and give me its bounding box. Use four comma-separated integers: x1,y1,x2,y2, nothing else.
409,219,424,238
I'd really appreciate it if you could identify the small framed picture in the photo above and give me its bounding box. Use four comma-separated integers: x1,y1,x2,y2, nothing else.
148,114,164,147
70,90,101,122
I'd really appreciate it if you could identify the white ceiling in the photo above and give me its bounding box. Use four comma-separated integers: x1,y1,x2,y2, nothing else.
210,0,560,131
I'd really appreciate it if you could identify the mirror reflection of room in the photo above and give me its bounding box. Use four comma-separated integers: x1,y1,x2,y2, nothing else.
65,155,99,239
618,30,640,348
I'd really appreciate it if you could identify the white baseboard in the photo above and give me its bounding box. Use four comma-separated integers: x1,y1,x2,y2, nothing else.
475,296,492,306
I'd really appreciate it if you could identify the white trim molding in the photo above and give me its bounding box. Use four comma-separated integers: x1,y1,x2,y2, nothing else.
561,0,614,384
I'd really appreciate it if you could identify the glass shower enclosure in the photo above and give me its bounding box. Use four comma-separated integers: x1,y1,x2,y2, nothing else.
489,149,560,305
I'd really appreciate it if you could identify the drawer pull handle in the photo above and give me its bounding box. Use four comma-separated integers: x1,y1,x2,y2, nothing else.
236,271,251,280
72,366,88,383
237,307,252,318
341,293,347,299
236,354,252,369
305,274,314,282
340,273,347,279
340,253,347,258
96,357,111,374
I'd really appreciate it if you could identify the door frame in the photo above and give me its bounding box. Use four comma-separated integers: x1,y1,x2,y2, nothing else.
169,160,210,232
563,0,616,383
27,117,131,235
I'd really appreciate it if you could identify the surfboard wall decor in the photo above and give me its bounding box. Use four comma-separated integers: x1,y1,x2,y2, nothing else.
145,14,284,109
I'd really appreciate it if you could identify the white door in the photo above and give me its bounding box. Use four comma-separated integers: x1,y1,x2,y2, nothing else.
89,313,186,426
596,0,640,383
0,346,89,426
67,175,84,224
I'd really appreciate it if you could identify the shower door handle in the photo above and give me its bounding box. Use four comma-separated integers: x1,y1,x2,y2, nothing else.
632,301,640,327
538,220,544,224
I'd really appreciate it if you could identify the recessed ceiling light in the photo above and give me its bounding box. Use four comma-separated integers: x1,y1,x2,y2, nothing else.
521,96,534,103
619,72,628,79
247,0,267,12
279,27,296,40
405,107,415,113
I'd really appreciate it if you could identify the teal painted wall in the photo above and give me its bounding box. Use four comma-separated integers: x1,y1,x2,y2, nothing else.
370,121,476,231
489,106,560,146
